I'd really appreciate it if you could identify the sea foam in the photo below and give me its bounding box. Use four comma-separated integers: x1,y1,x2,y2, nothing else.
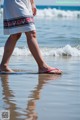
0,45,80,57
36,8,80,18
0,8,80,19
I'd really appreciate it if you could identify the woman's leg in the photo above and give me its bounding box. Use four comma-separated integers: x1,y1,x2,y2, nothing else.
0,33,22,72
25,31,62,74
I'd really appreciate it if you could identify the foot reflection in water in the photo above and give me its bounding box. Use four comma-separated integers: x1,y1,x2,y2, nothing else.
0,74,61,120
26,74,61,120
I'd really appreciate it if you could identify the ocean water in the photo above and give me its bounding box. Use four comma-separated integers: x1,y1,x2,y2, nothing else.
0,5,80,120
0,6,80,56
36,5,80,11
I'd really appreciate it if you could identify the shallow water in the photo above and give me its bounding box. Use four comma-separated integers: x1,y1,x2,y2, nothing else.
0,56,80,120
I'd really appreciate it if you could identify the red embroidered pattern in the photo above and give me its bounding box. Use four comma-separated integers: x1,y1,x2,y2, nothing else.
4,16,34,28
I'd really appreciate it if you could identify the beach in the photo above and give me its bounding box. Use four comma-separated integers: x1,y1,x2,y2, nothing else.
0,6,80,120
0,56,80,120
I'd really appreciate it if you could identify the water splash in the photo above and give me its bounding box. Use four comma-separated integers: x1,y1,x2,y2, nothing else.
36,8,80,18
0,45,80,57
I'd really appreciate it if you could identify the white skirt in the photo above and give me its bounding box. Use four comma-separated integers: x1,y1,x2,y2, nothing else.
4,0,36,35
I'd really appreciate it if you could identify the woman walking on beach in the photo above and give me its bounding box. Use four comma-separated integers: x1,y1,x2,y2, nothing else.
0,0,62,74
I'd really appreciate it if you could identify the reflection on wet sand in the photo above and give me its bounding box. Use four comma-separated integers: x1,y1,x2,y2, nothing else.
26,74,61,120
0,75,19,120
0,74,61,120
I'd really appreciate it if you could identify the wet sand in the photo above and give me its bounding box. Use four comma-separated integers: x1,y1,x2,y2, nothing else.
0,56,80,120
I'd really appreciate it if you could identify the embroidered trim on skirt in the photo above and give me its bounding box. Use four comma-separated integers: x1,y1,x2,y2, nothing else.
4,0,36,35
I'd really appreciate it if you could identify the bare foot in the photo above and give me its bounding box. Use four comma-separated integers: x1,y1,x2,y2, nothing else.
0,64,14,72
39,65,62,74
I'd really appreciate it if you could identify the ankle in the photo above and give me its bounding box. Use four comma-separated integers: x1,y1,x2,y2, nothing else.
38,63,48,70
0,63,8,68
0,64,13,72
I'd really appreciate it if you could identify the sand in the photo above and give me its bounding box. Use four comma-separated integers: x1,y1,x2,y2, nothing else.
0,56,80,120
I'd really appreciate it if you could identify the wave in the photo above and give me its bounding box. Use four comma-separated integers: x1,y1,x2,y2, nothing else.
36,8,80,18
0,8,80,19
0,45,80,57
